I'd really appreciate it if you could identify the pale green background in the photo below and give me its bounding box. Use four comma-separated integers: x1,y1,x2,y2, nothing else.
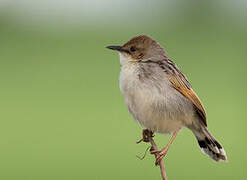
0,0,246,179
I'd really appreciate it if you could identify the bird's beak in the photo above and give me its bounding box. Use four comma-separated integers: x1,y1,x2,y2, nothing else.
106,46,129,53
106,45,122,51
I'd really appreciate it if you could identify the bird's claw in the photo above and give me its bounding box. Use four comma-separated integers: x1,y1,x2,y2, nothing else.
150,147,168,165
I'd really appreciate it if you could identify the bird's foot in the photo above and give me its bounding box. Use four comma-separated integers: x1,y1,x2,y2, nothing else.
150,146,169,165
136,129,154,144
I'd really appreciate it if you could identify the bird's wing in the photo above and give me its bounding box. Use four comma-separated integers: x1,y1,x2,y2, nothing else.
164,59,207,126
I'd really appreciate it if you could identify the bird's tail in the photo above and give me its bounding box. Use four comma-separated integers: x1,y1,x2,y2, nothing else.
192,127,227,162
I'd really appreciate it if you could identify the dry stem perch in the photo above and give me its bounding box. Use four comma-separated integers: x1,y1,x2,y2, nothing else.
137,129,167,180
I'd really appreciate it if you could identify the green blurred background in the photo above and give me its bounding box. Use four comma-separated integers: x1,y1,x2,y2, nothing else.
0,0,246,179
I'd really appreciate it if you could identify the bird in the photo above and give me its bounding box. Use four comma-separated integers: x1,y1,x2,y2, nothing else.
106,35,227,164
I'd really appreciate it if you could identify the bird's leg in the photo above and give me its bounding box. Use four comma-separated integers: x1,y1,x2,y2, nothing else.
150,129,180,165
136,129,154,144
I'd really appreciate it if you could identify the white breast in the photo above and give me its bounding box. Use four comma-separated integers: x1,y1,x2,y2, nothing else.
119,55,195,134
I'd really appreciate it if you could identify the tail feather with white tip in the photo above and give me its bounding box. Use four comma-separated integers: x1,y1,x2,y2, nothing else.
192,128,227,162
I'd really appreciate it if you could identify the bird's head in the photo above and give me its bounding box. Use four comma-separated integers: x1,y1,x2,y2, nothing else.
107,35,167,64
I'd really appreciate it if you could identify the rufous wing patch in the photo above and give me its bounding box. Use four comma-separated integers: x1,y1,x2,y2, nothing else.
168,75,207,126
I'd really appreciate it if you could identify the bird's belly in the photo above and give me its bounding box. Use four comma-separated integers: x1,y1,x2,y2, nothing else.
136,107,184,134
125,93,186,134
121,76,194,134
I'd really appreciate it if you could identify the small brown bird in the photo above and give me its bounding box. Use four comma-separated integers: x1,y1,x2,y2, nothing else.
107,35,227,164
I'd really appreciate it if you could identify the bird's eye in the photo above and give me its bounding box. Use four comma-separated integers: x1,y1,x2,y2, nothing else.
130,46,136,52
